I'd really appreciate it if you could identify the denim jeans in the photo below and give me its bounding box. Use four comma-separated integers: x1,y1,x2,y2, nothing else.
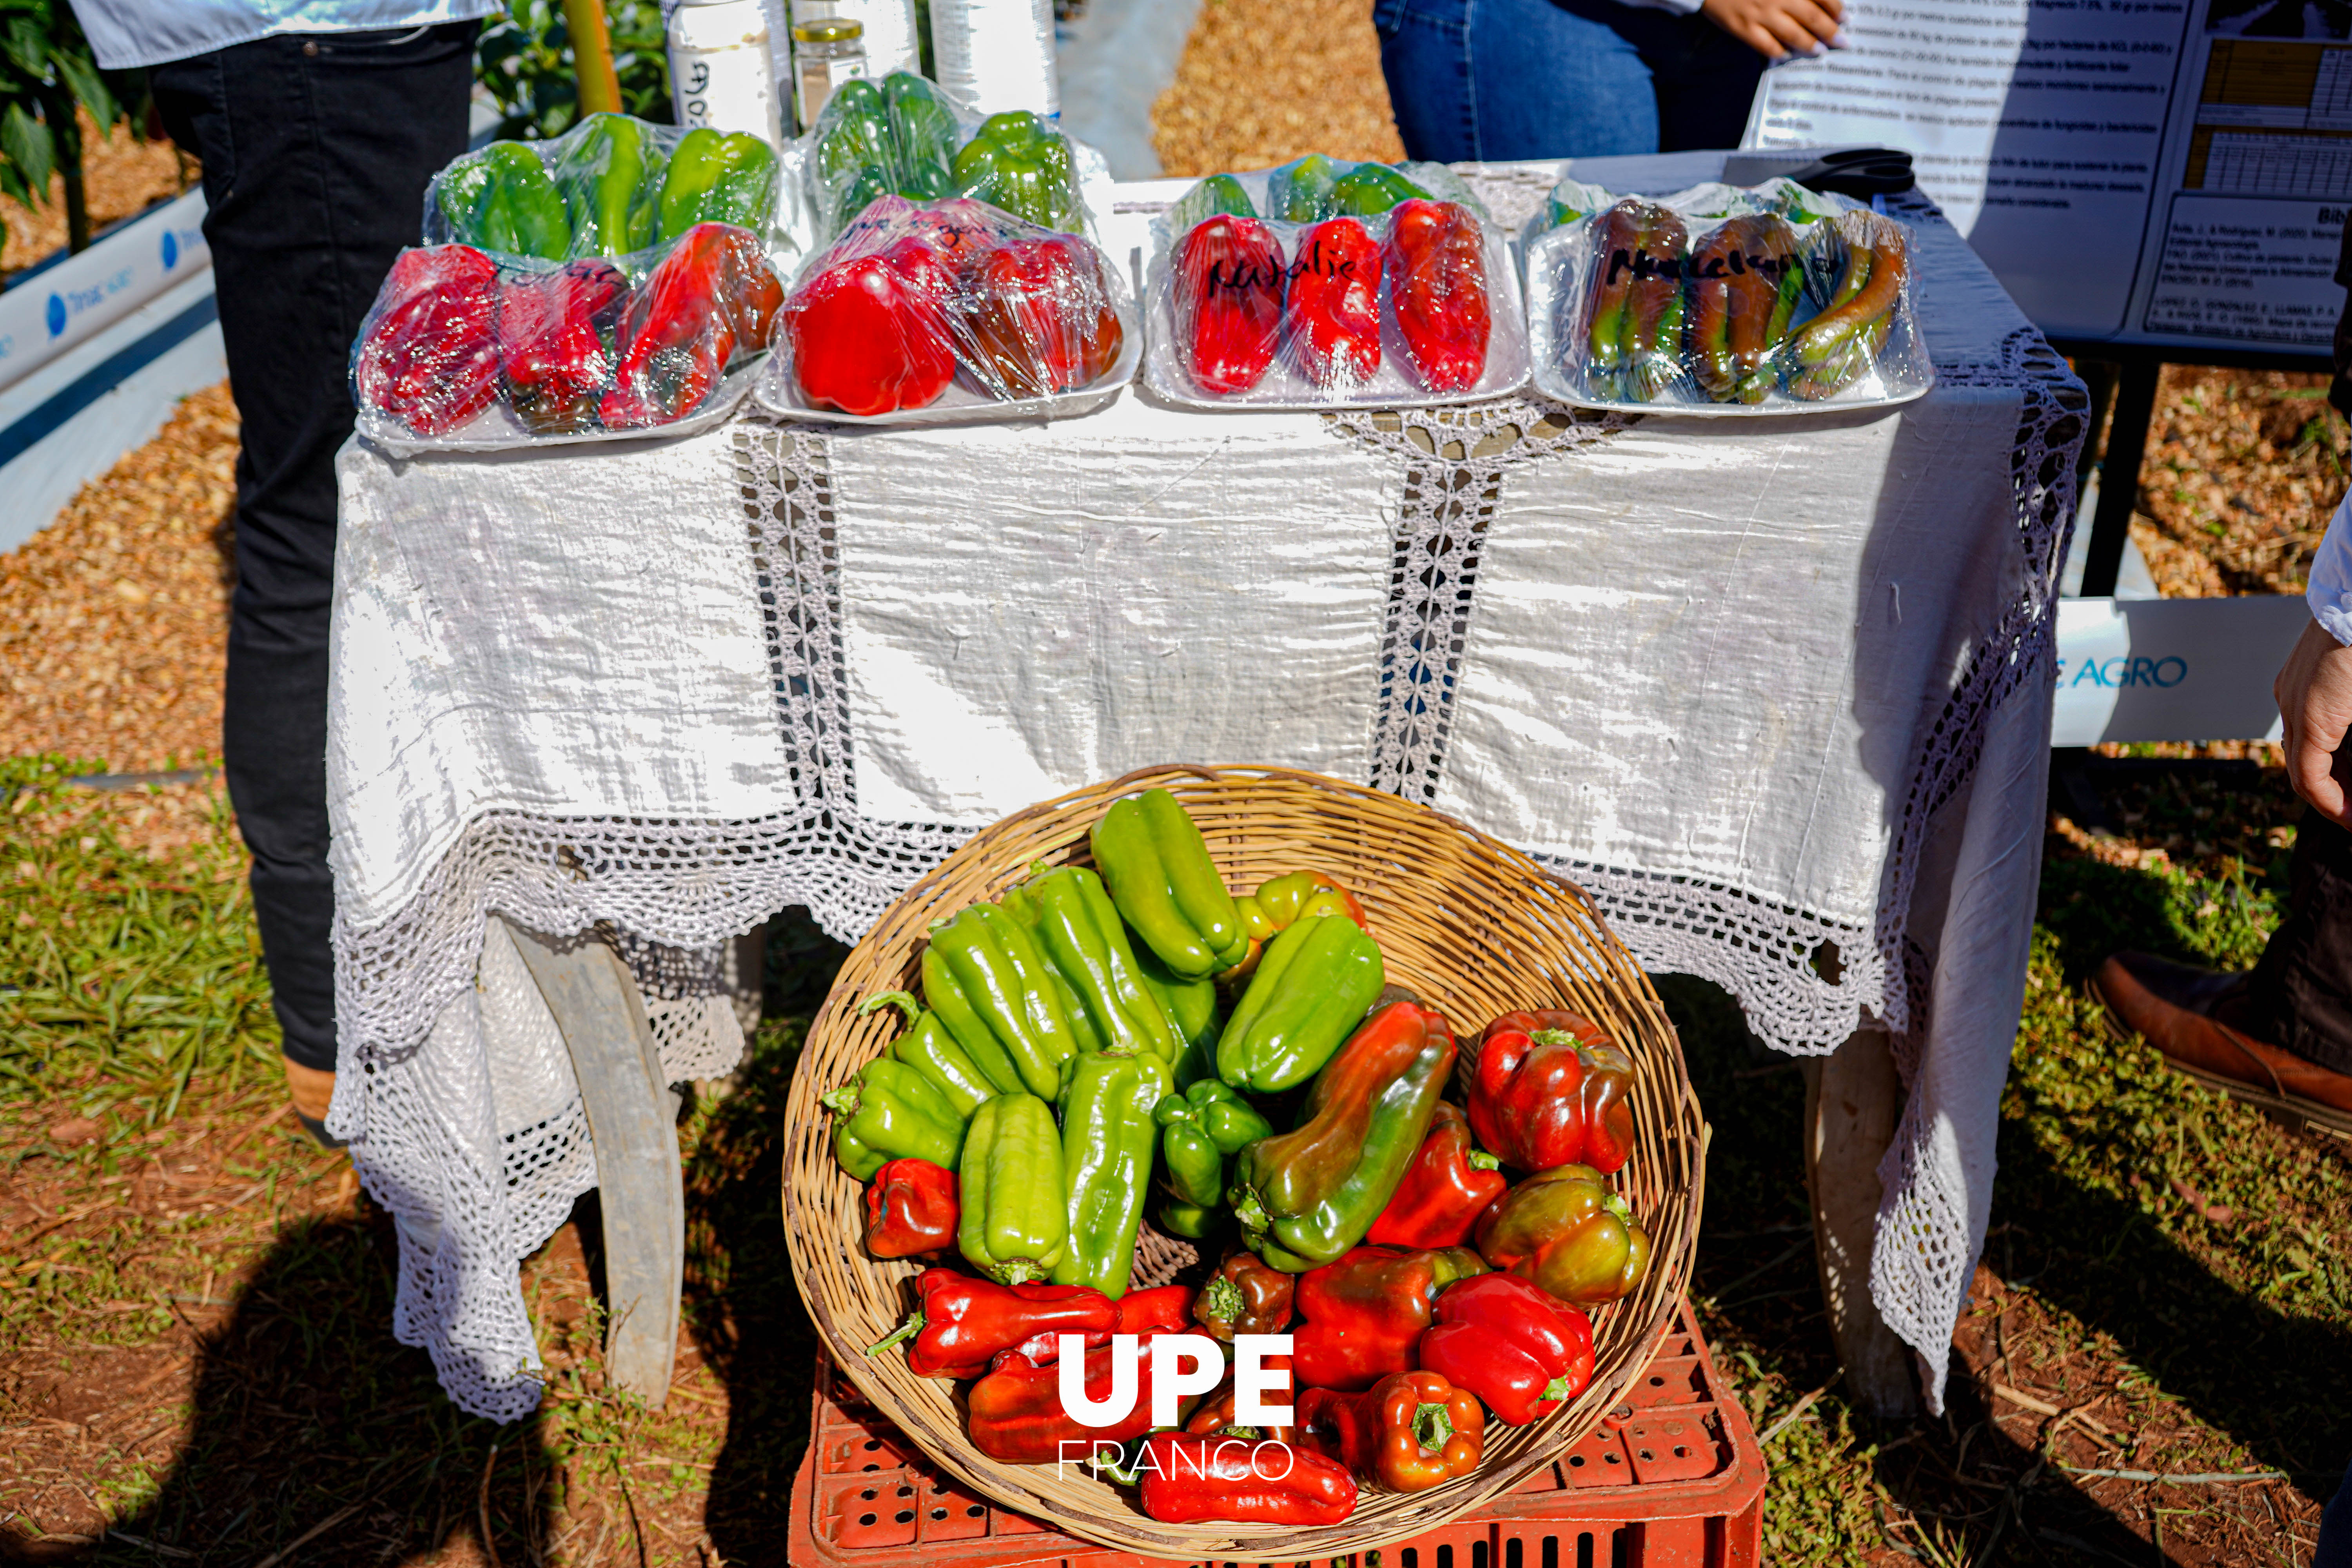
1374,0,1767,162
152,23,477,1073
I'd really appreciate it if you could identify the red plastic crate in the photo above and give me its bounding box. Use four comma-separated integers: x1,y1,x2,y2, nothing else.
789,1297,1764,1568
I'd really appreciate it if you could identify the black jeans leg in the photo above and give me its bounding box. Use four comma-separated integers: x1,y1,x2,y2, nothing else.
151,22,476,1074
2245,808,2352,1078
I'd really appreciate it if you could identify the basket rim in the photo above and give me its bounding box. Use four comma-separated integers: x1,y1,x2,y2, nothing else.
781,763,1709,1559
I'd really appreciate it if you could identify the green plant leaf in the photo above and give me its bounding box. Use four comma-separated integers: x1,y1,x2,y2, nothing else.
2,97,54,194
51,44,114,133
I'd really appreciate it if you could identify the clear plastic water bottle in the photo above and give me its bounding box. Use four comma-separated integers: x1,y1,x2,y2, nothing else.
827,0,920,77
927,0,1058,118
792,16,868,130
668,0,786,148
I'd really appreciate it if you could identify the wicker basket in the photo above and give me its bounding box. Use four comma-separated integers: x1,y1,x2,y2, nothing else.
782,764,1706,1560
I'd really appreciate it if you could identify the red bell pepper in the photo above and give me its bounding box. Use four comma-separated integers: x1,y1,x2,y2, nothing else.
1386,199,1489,393
1284,216,1381,388
1194,1248,1295,1341
1418,1272,1594,1425
867,1266,1114,1379
1173,214,1283,396
1367,1101,1507,1249
961,234,1123,397
967,1332,1179,1463
353,245,503,437
1297,1368,1483,1492
1468,1009,1637,1174
495,257,624,435
599,222,782,428
862,1158,959,1260
1114,1283,1195,1337
786,233,958,416
1132,1430,1356,1525
1474,1164,1653,1306
1290,1243,1486,1392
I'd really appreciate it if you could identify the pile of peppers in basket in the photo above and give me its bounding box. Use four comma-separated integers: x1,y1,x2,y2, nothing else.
353,223,783,438
782,195,1124,416
829,786,1664,1526
1165,164,1492,400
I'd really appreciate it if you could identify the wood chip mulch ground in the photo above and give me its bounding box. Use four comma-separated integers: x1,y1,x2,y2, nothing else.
1150,0,1405,177
0,383,237,775
0,110,196,280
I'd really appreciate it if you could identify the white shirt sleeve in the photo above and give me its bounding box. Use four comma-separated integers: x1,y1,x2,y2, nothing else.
2308,490,2352,648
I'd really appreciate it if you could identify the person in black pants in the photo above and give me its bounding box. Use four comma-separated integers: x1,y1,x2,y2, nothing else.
132,20,480,1141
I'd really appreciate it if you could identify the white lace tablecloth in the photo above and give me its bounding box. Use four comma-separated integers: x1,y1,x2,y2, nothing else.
325,163,2087,1421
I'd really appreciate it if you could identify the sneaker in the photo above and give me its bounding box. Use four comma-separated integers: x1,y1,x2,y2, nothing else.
2090,952,2352,1130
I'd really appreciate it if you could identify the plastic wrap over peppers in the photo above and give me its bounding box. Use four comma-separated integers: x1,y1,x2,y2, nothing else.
349,114,784,450
791,68,1105,251
755,193,1136,425
1140,157,1529,410
1524,176,1933,414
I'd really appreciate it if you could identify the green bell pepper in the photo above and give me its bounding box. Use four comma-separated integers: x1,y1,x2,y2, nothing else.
1052,1048,1172,1297
858,991,997,1117
1167,172,1256,232
884,71,957,198
1157,1195,1223,1240
1007,865,1185,1062
820,1057,965,1182
950,110,1078,231
922,904,1082,1100
1270,153,1343,222
1155,1079,1275,1209
1233,1001,1455,1272
814,77,896,229
1214,912,1387,1092
656,127,779,242
437,141,571,260
1091,789,1245,981
554,113,659,257
1328,161,1433,216
958,1092,1067,1285
1136,945,1219,1087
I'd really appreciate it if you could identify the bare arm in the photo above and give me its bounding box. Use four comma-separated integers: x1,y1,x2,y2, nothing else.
2277,617,2352,827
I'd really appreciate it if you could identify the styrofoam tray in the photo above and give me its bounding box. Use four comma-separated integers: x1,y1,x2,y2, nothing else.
356,355,762,456
1140,214,1530,412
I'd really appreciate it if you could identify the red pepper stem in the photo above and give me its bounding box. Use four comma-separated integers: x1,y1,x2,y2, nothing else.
819,1084,861,1116
866,1307,926,1356
1089,1438,1146,1485
1413,1401,1455,1454
1527,1029,1582,1047
1542,1374,1573,1402
858,990,923,1023
1601,1192,1632,1223
1200,1274,1244,1323
1468,1151,1500,1171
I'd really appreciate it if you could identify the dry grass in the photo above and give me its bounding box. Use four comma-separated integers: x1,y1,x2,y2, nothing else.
1150,0,1404,177
0,384,237,775
0,109,196,278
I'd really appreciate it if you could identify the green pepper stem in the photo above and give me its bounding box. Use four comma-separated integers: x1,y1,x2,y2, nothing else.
998,1259,1045,1287
858,990,922,1024
1412,1401,1455,1455
1200,1274,1244,1328
1601,1192,1632,1223
818,1084,862,1116
1468,1151,1501,1171
1229,1189,1270,1234
866,1307,926,1356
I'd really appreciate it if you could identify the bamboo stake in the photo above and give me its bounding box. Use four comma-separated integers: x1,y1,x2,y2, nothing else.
565,0,624,116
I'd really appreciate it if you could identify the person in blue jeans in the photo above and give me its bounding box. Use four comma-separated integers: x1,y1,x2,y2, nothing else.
1376,0,1846,162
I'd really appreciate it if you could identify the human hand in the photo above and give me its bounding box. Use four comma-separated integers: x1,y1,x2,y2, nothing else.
1700,0,1846,60
2276,616,2352,826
